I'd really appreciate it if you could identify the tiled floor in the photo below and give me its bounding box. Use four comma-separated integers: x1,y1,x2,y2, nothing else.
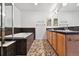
27,39,57,56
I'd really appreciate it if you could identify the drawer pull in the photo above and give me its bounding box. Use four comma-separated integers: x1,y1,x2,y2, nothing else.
68,38,72,41
68,38,79,41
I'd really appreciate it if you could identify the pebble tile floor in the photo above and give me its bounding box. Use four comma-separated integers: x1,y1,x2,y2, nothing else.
27,40,57,56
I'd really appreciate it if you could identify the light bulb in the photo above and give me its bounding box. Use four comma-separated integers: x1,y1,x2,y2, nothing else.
62,3,67,6
34,3,38,5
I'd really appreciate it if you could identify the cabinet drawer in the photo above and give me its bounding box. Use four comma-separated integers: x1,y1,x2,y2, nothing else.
67,35,79,41
67,40,79,56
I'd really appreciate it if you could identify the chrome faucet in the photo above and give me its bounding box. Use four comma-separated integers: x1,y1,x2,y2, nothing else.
64,24,69,30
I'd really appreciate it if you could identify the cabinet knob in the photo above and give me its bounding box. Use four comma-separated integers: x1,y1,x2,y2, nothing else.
68,38,72,41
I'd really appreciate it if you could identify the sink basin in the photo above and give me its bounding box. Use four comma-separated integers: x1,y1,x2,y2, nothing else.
64,29,71,31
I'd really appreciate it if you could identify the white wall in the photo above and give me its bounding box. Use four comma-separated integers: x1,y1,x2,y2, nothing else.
21,11,51,39
0,5,21,27
14,6,21,27
4,6,12,27
21,11,51,27
58,11,79,27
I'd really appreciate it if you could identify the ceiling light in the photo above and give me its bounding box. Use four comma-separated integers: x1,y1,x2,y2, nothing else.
34,3,38,5
62,3,67,6
77,3,79,6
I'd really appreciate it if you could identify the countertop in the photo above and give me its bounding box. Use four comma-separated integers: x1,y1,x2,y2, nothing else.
0,41,16,47
47,29,79,34
4,32,33,39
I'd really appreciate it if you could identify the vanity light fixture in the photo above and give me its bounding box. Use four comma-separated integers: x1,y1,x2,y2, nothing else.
62,3,67,6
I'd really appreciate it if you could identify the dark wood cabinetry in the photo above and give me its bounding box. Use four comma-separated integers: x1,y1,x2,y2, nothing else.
0,41,16,56
26,34,34,53
15,33,34,55
16,39,26,55
5,33,34,55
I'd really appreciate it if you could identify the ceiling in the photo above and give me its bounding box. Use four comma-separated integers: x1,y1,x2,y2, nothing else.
59,3,79,12
14,3,54,12
14,3,79,12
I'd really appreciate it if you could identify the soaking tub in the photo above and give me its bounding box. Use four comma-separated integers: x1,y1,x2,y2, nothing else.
4,32,34,55
0,41,16,56
5,32,33,39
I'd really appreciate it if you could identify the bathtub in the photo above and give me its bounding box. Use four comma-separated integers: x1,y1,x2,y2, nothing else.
0,41,15,47
5,32,33,39
2,32,34,55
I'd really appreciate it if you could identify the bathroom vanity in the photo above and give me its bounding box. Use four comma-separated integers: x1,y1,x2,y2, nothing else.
0,41,16,56
47,29,79,56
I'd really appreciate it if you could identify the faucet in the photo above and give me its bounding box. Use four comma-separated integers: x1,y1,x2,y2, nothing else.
64,24,69,31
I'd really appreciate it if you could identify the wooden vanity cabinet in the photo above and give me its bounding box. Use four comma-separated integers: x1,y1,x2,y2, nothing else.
66,34,79,56
57,33,79,56
52,32,57,51
47,31,57,52
47,31,52,45
47,29,79,56
57,33,65,56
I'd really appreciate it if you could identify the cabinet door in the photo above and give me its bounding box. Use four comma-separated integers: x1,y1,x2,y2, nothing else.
27,34,34,53
47,31,51,44
66,35,79,56
57,33,65,56
47,31,50,43
50,32,53,45
52,32,57,50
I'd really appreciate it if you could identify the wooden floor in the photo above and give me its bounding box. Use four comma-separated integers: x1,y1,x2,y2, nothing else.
27,39,57,56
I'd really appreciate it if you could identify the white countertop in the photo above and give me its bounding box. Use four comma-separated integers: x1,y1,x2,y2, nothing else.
5,32,33,39
0,41,16,47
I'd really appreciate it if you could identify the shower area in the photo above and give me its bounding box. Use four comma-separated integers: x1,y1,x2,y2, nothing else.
0,3,15,56
0,3,35,56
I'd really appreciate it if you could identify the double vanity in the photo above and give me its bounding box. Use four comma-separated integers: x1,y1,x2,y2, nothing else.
0,32,34,56
47,28,79,56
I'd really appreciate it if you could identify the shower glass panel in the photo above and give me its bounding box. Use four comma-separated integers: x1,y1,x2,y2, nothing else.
0,4,1,36
0,3,1,27
5,3,13,36
0,3,14,56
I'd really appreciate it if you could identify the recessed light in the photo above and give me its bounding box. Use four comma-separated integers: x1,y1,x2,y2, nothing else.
34,3,38,5
62,3,67,6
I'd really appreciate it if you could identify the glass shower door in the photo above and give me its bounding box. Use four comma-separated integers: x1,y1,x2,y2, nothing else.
0,3,5,56
0,3,14,56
